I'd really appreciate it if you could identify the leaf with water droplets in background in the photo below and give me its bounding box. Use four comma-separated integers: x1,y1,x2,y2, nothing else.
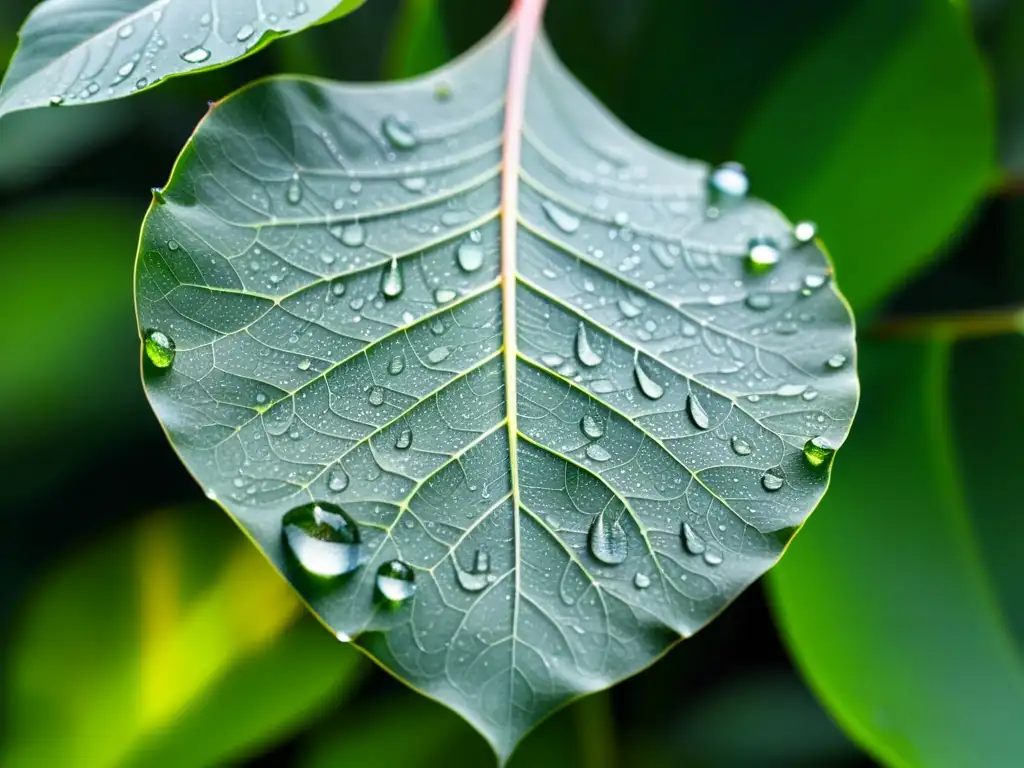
0,0,365,117
135,2,859,761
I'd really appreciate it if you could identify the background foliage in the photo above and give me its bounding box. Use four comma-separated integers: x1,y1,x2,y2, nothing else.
0,0,1021,766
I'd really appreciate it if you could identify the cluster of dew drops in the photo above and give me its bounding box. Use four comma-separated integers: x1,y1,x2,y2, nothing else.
140,152,847,612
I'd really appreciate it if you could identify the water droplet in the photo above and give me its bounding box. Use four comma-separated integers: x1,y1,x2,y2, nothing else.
135,77,148,89
427,346,451,364
286,174,302,204
282,502,361,577
337,223,364,248
368,385,385,406
634,358,664,400
703,551,723,566
388,355,405,375
613,211,630,226
455,550,492,592
381,115,417,150
434,288,457,304
542,200,581,234
116,60,135,79
395,428,413,450
761,469,784,492
380,257,403,298
580,414,604,439
687,393,710,429
804,436,835,468
633,572,650,589
48,95,63,106
650,242,676,269
794,221,817,244
457,242,484,272
745,293,773,311
618,298,641,318
586,444,611,462
589,509,627,565
747,237,781,273
331,281,346,296
731,436,752,456
143,328,175,368
433,81,453,101
827,353,847,370
707,162,748,211
328,467,349,492
236,23,256,41
376,560,416,602
681,522,706,555
118,23,134,38
803,274,827,290
297,358,311,371
180,46,211,64
575,321,602,367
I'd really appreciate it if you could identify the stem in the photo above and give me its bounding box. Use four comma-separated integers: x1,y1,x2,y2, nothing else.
574,691,618,768
872,306,1024,340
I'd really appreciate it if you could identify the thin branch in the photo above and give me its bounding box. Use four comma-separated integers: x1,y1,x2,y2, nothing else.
871,306,1024,340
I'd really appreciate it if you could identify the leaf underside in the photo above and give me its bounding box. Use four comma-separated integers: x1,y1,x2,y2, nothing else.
0,0,362,116
135,15,858,761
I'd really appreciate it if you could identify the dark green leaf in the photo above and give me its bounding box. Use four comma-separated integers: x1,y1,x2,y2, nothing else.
0,0,366,116
383,0,449,79
771,338,1024,767
1,507,366,768
135,11,858,761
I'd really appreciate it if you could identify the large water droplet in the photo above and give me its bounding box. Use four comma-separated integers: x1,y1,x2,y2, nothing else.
687,393,710,429
456,242,484,272
542,200,581,234
633,572,651,589
144,328,176,368
804,436,835,468
747,237,781,273
681,522,706,555
382,115,417,150
455,549,493,592
376,560,416,602
427,346,451,364
634,358,664,400
328,466,349,492
580,414,604,439
586,444,611,462
395,428,413,450
707,162,748,212
761,469,784,492
388,355,406,375
731,436,752,456
589,509,627,565
282,502,361,577
180,46,211,64
575,321,602,367
368,385,385,406
341,223,366,247
380,257,403,298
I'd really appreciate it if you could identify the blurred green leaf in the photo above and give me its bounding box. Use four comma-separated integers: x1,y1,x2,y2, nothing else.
0,0,367,117
2,507,366,768
971,0,1024,176
771,338,1024,767
736,0,996,314
383,0,449,79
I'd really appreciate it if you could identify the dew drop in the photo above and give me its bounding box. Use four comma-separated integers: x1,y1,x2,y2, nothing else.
803,274,827,290
368,385,385,406
401,176,427,192
747,237,781,273
650,242,676,269
434,288,457,304
580,414,604,439
618,298,641,318
586,444,611,462
380,257,403,298
745,293,773,311
541,354,564,368
455,550,492,592
761,469,784,492
48,95,64,106
687,393,710,429
118,23,134,38
634,358,664,400
827,353,847,370
575,321,603,367
286,174,302,205
297,358,311,371
282,502,361,577
731,436,752,456
427,346,451,364
681,522,706,555
589,509,627,565
633,572,651,589
328,467,349,492
337,223,363,248
707,162,748,211
703,551,724,566
457,242,484,272
395,428,413,450
388,355,406,375
542,200,581,234
804,436,835,468
180,46,211,64
794,220,817,244
381,115,417,150
144,328,176,368
236,23,256,41
376,560,416,602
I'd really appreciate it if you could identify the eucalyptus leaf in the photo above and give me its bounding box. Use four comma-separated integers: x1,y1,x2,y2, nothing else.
135,8,858,761
0,0,365,117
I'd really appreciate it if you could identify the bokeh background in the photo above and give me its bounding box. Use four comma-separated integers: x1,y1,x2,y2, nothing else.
2,0,1022,766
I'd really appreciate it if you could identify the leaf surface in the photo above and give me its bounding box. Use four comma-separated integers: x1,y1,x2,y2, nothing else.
135,5,859,759
0,0,365,116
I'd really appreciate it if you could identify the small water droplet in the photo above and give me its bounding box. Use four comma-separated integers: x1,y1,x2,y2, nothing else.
395,428,413,450
328,467,349,492
731,436,752,455
433,81,453,101
633,572,650,589
427,346,451,364
282,502,361,577
368,385,385,406
761,469,784,492
180,46,211,64
618,298,641,318
580,414,604,439
382,115,417,150
457,242,484,272
376,560,416,602
380,257,403,298
297,358,311,371
341,223,366,248
747,237,781,272
586,444,611,462
687,393,710,429
827,353,847,370
745,293,773,311
576,321,602,367
401,176,427,192
331,281,346,296
236,23,256,41
116,60,135,79
286,174,302,204
681,522,706,555
389,355,406,375
118,23,134,38
613,211,630,226
455,549,492,592
707,162,748,212
703,551,723,566
804,436,835,468
434,288,457,304
48,95,64,106
793,220,817,244
542,200,581,234
589,509,627,565
541,354,564,368
650,242,676,269
634,358,664,400
804,274,827,290
144,328,175,368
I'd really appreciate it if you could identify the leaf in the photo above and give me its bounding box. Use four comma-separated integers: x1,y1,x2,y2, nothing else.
770,338,1024,767
0,0,366,117
736,0,996,314
134,6,859,761
1,507,366,768
382,0,449,80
